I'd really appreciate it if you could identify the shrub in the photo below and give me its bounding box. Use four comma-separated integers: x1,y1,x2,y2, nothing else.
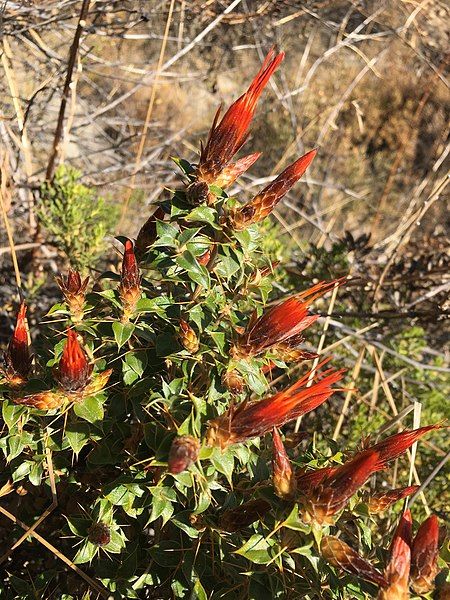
1,50,447,599
38,165,118,272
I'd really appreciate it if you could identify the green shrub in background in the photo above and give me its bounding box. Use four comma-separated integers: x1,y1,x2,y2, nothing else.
1,50,448,600
38,165,118,272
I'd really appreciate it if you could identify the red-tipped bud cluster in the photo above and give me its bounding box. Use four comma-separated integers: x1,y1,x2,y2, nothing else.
411,515,440,594
367,485,419,514
3,302,32,386
119,239,141,320
135,206,165,260
379,511,412,600
196,49,284,187
272,428,296,499
168,435,200,474
219,499,270,532
233,279,345,358
321,536,388,588
299,425,442,525
178,319,199,354
229,150,317,230
206,362,344,449
54,329,93,393
56,269,89,321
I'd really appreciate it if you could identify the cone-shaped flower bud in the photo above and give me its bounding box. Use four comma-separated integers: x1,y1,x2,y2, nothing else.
367,485,420,514
178,319,199,354
55,329,93,393
301,450,380,525
168,435,200,474
378,511,412,600
135,206,165,260
411,515,440,595
88,522,111,547
299,425,441,525
222,369,245,394
219,499,270,532
119,239,141,320
197,246,213,266
3,302,32,386
56,269,89,322
196,49,284,186
214,152,261,189
83,368,113,396
14,390,66,410
272,427,296,499
206,363,345,449
321,536,388,588
229,150,317,230
233,279,345,358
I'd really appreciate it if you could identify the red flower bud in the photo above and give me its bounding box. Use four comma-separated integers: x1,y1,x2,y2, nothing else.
197,49,284,185
135,206,165,259
206,362,344,449
3,302,32,385
88,522,111,546
233,278,346,358
321,536,388,588
56,269,89,321
411,515,440,594
119,239,141,320
55,329,92,393
272,427,296,499
213,152,261,189
229,150,317,230
379,511,412,600
168,435,200,474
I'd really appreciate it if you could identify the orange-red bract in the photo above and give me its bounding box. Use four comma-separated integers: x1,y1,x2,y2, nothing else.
411,515,440,594
3,302,32,384
197,49,284,184
234,278,345,358
206,363,345,449
56,268,89,320
367,485,420,514
55,329,92,393
378,511,412,600
230,150,317,230
119,238,141,318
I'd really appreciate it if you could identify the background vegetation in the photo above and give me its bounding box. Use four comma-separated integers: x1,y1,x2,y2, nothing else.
0,1,448,598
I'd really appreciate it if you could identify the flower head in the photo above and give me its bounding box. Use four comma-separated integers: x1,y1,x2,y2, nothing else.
272,427,296,499
229,150,317,230
178,319,199,354
196,49,284,185
379,511,412,600
168,435,200,474
367,485,419,514
56,269,89,321
119,239,141,320
3,302,32,385
411,515,440,594
213,152,261,189
55,329,93,393
206,363,345,449
299,424,442,525
321,536,388,588
233,278,345,358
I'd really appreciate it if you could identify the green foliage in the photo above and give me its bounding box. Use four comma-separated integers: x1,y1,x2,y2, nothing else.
1,160,448,599
38,165,118,271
